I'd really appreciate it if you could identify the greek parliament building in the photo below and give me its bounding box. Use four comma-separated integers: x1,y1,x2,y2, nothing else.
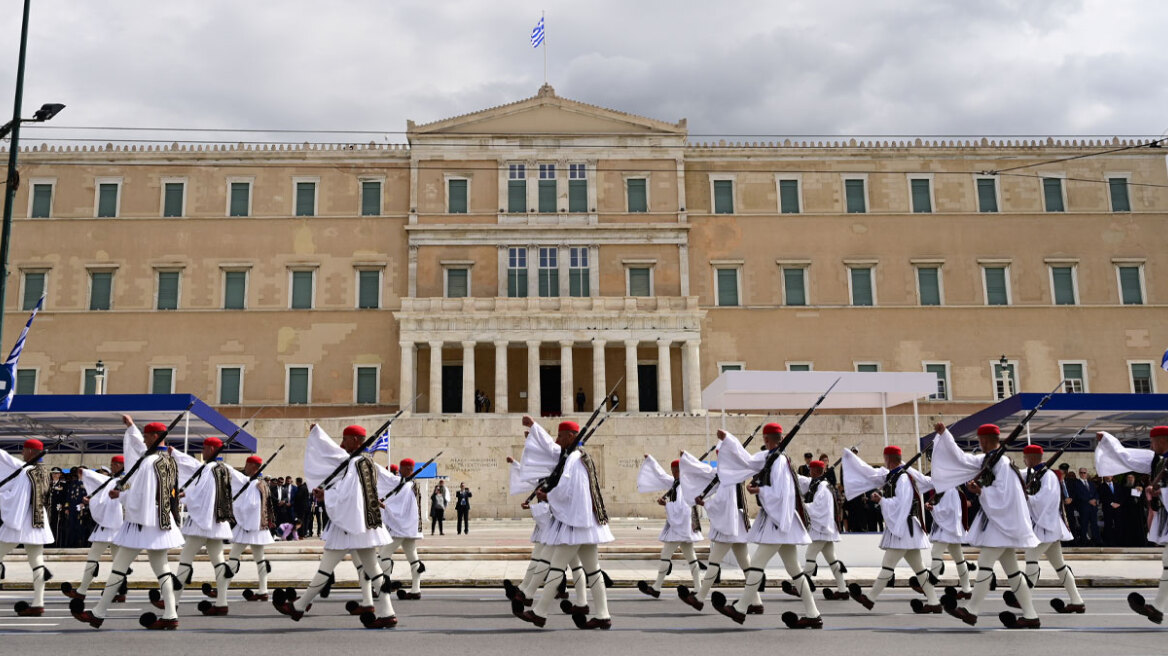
4,86,1166,515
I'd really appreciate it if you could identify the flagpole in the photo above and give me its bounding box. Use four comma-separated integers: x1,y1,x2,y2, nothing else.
542,10,547,85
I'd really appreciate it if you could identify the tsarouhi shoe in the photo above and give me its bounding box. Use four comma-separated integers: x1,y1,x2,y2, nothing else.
60,582,85,600
710,591,745,624
14,602,44,617
346,601,374,616
395,590,421,600
70,600,104,630
571,612,612,630
511,600,546,628
1002,589,1021,609
1050,598,1085,614
822,588,848,601
999,611,1040,629
147,589,165,610
636,580,660,598
201,583,217,599
560,600,589,615
360,612,398,629
847,583,874,610
676,585,704,612
273,599,309,621
780,580,802,598
910,598,941,614
782,611,823,629
1127,592,1164,624
941,594,977,626
242,589,268,602
197,600,228,616
139,612,178,630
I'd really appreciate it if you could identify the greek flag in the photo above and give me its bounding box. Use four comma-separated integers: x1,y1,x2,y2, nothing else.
1161,347,1168,373
530,16,545,48
0,295,44,411
366,429,390,453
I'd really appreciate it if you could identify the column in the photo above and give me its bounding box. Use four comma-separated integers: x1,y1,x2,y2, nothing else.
494,340,509,413
399,342,416,410
461,341,475,414
408,246,419,298
428,341,443,414
624,339,640,413
591,339,606,413
526,340,541,416
683,339,702,412
656,339,673,412
560,341,574,414
588,246,600,297
558,245,570,297
527,244,538,298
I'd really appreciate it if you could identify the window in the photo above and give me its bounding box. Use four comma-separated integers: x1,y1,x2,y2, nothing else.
21,271,45,310
151,367,175,394
568,164,588,212
1050,265,1077,305
1109,177,1131,212
97,182,119,217
856,363,880,373
445,268,468,298
83,368,102,395
538,164,556,213
844,178,866,213
218,367,242,405
361,180,382,216
508,164,526,213
909,178,932,213
355,366,379,404
287,366,311,404
1117,265,1144,305
30,183,52,218
1042,177,1065,212
983,265,1010,305
507,247,528,298
714,268,740,306
925,363,949,400
448,178,468,214
15,369,37,395
787,363,812,372
782,266,807,306
916,266,942,306
993,361,1018,400
162,181,185,217
229,181,251,217
223,270,247,309
976,177,999,212
568,247,590,297
290,270,314,309
1060,362,1087,393
89,270,113,310
1130,362,1154,394
538,247,559,297
778,178,800,213
627,178,647,213
713,179,734,214
295,180,317,216
156,271,180,310
628,267,652,297
849,266,874,306
718,363,744,373
358,269,381,308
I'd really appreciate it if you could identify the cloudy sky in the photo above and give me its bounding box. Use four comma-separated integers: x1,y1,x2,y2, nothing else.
2,0,1166,145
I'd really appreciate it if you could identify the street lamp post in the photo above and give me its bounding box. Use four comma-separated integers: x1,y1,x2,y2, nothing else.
0,0,65,352
94,360,105,395
998,354,1014,398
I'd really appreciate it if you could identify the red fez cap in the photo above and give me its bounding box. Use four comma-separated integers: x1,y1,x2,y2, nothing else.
400,458,416,468
883,445,902,457
343,425,367,438
809,460,826,469
558,421,580,433
204,437,223,450
1150,426,1168,438
390,464,399,474
762,423,783,435
111,455,125,464
246,455,263,466
1022,445,1044,455
670,459,681,468
143,422,168,434
977,424,1001,437
24,438,44,451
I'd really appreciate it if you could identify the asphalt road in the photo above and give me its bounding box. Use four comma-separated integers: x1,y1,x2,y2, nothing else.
1,587,1164,655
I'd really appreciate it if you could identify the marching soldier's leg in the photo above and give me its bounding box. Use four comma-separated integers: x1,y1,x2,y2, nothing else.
904,548,940,606
147,549,180,621
822,542,847,593
173,536,205,603
570,556,588,607
680,542,701,590
518,543,549,600
92,547,140,619
696,541,730,603
948,542,972,594
26,543,48,609
76,541,108,597
354,547,397,623
403,538,423,595
207,540,230,609
227,542,246,578
532,544,577,619
803,540,825,582
1046,542,1084,610
963,549,1000,615
651,542,677,591
253,545,271,596
999,549,1039,624
726,542,763,615
294,549,346,612
1154,547,1168,612
781,543,820,619
870,550,902,601
929,541,947,579
1024,543,1043,589
578,544,610,621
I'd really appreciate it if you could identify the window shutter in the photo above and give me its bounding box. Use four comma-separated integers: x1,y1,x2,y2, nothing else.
219,368,242,404
90,272,113,310
295,182,316,216
1109,178,1130,212
627,179,647,212
845,179,866,213
151,369,173,394
15,369,37,395
291,271,313,309
447,269,468,298
361,181,381,216
356,367,378,404
977,179,998,212
230,182,250,216
224,271,247,309
628,268,651,296
926,364,947,400
538,180,556,213
358,270,380,307
288,368,310,404
569,268,589,297
448,179,468,213
910,179,931,213
98,184,118,217
917,267,940,305
508,180,526,213
569,180,587,212
857,364,879,373
779,180,799,213
985,267,1008,305
31,184,52,218
507,269,528,298
713,180,734,214
84,369,98,395
1042,178,1064,212
157,272,179,310
783,268,806,306
1119,267,1143,304
163,183,184,217
1052,267,1075,304
22,272,45,310
850,268,873,306
716,269,739,306
1131,363,1152,394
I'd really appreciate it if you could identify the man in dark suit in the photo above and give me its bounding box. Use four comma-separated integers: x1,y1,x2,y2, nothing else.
1098,475,1122,546
1068,468,1101,546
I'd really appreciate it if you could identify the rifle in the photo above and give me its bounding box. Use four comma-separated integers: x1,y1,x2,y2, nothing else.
0,436,67,490
382,451,444,500
1023,420,1095,494
232,445,285,501
177,421,250,494
658,418,773,503
523,398,619,504
93,403,195,496
576,378,624,442
974,380,1064,487
319,394,419,490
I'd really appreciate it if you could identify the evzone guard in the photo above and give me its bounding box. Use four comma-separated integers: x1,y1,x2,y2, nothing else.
273,424,398,629
0,438,55,617
61,456,129,604
379,457,426,601
224,454,277,603
71,417,186,630
635,455,703,599
1016,443,1084,614
919,452,973,601
794,458,850,601
170,436,237,616
842,444,943,614
711,425,824,629
512,417,613,630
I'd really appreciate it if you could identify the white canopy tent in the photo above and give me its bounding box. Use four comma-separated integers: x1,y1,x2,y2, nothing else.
701,370,939,448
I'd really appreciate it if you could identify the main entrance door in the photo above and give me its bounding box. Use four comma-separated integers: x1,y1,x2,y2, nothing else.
540,365,561,416
638,364,658,412
442,364,463,413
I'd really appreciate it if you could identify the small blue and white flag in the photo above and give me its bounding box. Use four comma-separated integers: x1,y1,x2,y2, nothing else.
0,295,44,411
366,429,390,453
531,16,545,48
1161,347,1168,373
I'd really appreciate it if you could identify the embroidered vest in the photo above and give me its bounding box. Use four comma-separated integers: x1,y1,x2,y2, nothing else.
211,462,236,525
153,451,181,530
354,455,384,531
413,483,423,533
578,450,609,526
257,476,274,529
26,463,51,529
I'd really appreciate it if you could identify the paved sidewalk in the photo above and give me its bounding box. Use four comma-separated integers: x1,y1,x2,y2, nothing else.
2,519,1162,590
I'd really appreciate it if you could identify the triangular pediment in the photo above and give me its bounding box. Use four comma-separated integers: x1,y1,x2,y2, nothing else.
407,85,686,139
